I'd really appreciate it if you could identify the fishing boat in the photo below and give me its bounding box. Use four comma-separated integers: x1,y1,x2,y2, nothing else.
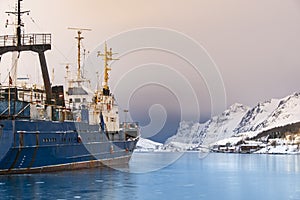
0,0,139,174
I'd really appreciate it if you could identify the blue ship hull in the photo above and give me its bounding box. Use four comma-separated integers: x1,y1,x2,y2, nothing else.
0,120,138,174
0,1,140,174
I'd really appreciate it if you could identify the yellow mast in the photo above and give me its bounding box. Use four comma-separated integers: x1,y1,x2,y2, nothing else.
98,42,118,90
68,27,91,81
76,30,82,80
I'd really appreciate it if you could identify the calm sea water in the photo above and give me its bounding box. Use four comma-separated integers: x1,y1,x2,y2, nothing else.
0,152,299,200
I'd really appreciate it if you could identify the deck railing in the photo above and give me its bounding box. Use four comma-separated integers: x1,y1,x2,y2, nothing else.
0,33,51,47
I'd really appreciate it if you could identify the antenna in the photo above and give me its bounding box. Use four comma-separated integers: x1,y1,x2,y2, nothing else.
60,62,73,88
98,42,119,92
5,0,30,46
0,0,52,104
51,67,55,83
68,27,91,81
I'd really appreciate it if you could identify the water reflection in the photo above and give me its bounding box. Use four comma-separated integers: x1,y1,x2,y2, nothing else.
200,153,300,200
0,153,299,200
205,153,300,174
0,167,139,200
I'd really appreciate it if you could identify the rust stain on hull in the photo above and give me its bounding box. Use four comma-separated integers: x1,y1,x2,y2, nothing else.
27,131,39,169
0,155,132,175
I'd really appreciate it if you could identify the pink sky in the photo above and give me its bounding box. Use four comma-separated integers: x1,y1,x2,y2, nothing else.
0,0,300,127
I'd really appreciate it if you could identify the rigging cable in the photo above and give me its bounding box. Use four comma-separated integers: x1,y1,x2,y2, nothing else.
29,16,70,62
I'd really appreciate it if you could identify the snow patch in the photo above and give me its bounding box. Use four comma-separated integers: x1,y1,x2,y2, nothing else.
136,138,163,152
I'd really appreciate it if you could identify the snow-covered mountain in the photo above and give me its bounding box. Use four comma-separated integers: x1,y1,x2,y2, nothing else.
164,103,249,150
201,103,249,145
164,92,300,150
136,138,163,152
164,121,204,150
234,99,280,134
253,93,300,131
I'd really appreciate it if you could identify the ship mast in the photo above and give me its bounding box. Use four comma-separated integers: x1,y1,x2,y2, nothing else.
5,0,30,47
68,27,91,83
0,0,52,104
98,42,118,95
5,0,29,85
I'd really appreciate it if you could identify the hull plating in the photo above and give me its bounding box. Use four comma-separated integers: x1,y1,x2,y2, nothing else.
0,120,138,174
